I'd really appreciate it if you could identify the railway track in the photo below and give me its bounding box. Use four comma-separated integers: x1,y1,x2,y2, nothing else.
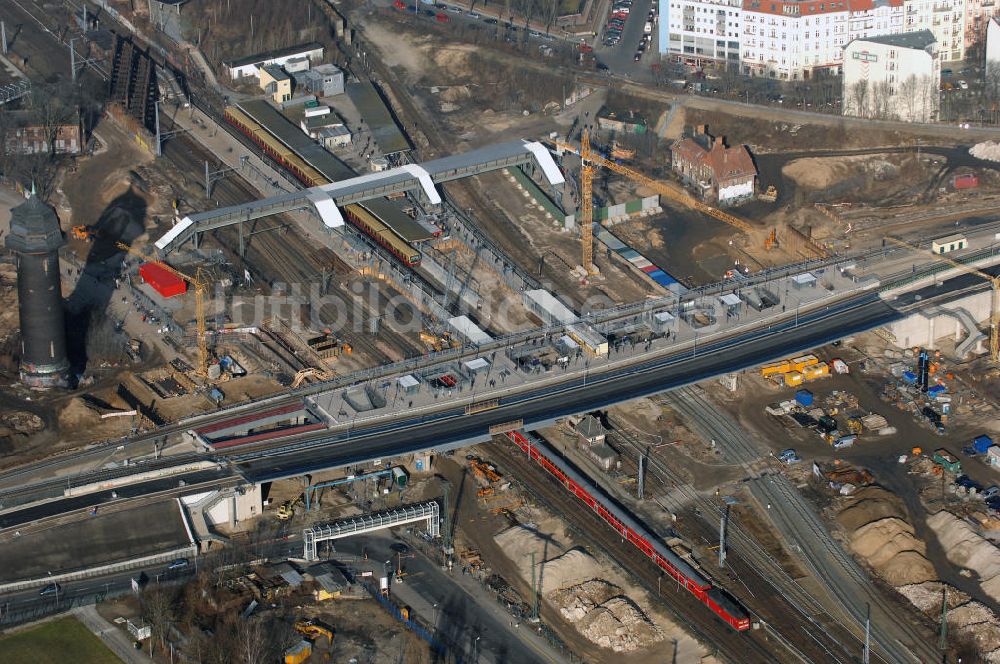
485,437,789,664
662,387,940,663
607,421,863,664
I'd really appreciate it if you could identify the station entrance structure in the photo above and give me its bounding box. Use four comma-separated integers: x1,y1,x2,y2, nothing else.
155,140,564,255
302,501,440,561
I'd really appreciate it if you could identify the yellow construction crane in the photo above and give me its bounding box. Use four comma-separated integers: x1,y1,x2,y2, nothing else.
116,242,210,374
885,236,999,363
580,128,596,273
554,132,754,276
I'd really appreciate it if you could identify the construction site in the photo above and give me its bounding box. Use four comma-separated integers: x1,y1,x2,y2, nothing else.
2,0,1000,663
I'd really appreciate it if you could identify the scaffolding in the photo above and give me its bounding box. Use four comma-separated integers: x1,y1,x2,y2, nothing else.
302,501,440,561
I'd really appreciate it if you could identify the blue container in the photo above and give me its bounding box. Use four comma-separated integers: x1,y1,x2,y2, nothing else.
928,384,947,397
795,389,814,407
975,435,995,454
902,371,917,383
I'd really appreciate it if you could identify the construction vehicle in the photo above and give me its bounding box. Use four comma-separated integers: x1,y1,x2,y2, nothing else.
419,329,454,352
294,619,334,644
846,417,864,435
760,186,778,202
885,236,998,364
764,228,778,250
290,367,336,388
116,242,210,375
276,496,303,521
477,487,495,498
71,225,98,241
554,130,754,275
469,459,502,483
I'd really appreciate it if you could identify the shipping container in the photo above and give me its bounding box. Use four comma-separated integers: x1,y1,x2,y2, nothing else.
785,371,804,387
975,435,995,454
952,174,979,190
803,364,830,381
795,389,814,407
139,262,186,298
284,640,312,664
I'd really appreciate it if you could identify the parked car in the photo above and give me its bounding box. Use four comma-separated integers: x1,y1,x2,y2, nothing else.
167,558,189,570
958,80,969,90
984,486,1000,500
484,17,498,24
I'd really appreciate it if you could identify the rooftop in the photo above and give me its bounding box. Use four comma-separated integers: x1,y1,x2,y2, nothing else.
261,64,290,81
851,29,936,51
224,42,324,69
346,81,411,155
576,414,607,440
5,193,65,253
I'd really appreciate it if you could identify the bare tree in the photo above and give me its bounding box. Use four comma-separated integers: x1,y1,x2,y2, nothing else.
142,587,177,654
848,79,870,118
870,80,895,120
236,617,268,664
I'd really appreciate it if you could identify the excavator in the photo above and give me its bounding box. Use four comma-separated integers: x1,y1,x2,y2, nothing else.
293,619,334,644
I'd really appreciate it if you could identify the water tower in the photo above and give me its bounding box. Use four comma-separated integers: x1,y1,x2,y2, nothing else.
5,190,70,388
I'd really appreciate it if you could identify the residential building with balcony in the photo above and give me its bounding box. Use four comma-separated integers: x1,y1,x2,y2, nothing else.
660,0,744,66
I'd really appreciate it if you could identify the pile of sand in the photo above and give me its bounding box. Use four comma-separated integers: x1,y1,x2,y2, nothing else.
849,518,935,585
927,511,1000,602
550,580,664,652
58,398,102,430
837,487,935,586
971,142,1000,163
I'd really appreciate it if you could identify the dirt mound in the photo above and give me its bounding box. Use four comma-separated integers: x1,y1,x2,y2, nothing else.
927,511,1000,603
849,517,935,585
971,142,1000,163
58,398,102,430
836,486,907,532
0,411,44,435
950,602,1000,660
538,548,603,596
550,580,664,652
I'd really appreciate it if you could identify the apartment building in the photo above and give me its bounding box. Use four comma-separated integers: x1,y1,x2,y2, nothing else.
903,0,966,61
661,0,744,67
662,0,968,80
842,30,940,120
964,0,997,50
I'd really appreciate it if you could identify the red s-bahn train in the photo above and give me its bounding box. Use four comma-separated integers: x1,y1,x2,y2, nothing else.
504,429,751,631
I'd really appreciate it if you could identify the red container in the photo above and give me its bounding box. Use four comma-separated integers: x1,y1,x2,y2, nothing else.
139,262,187,298
953,174,979,190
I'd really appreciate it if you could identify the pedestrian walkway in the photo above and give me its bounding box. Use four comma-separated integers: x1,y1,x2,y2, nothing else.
72,605,152,664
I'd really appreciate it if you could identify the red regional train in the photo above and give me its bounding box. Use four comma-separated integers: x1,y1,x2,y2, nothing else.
504,429,751,630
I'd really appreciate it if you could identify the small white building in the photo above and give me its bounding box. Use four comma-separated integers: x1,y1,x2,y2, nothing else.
842,30,939,123
987,445,1000,468
224,42,324,81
